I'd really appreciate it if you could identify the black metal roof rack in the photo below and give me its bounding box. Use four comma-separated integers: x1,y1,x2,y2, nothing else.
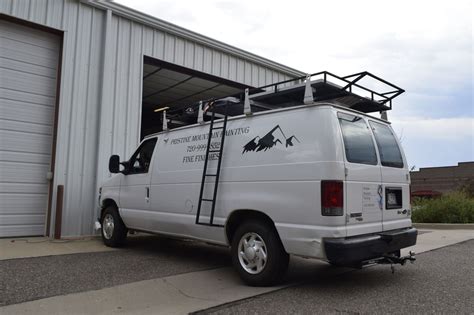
246,71,404,113
161,71,404,130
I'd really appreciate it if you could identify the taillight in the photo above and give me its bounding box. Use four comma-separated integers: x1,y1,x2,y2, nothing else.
321,180,343,216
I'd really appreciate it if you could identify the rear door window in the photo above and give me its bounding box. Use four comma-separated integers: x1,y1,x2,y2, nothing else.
369,121,404,168
338,112,378,165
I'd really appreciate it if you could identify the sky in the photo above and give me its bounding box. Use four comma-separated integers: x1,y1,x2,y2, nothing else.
116,0,473,169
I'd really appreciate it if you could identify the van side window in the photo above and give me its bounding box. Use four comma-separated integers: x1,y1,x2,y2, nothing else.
369,121,404,168
338,113,377,165
128,138,157,174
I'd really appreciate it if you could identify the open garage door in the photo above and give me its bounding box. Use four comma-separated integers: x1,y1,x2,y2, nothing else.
141,56,251,138
0,19,61,237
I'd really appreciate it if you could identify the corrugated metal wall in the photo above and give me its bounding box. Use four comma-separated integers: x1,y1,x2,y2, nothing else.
0,0,302,236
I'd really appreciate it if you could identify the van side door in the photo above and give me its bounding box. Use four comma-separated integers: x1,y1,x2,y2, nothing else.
338,112,383,237
119,138,157,229
369,121,411,231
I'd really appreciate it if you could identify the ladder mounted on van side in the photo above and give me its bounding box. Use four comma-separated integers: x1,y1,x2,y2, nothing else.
195,102,229,227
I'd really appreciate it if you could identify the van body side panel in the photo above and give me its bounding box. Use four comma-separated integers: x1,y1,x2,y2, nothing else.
147,106,345,258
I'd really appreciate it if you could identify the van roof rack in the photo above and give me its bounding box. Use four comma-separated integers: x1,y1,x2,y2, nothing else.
246,71,404,113
162,71,404,129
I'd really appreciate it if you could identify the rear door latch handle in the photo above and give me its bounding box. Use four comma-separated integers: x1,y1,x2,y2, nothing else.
145,187,150,202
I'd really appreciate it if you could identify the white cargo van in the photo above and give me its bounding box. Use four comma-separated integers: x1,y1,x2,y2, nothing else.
98,72,417,286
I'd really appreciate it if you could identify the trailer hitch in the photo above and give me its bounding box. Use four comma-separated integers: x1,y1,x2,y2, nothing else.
380,251,416,273
358,251,416,273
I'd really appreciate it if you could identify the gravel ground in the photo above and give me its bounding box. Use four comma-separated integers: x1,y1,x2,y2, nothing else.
0,236,230,306
200,240,474,314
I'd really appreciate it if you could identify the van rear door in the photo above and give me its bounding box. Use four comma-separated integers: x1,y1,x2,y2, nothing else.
369,121,411,231
337,112,382,237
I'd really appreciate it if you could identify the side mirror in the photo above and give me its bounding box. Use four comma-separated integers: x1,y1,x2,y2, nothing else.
108,155,120,173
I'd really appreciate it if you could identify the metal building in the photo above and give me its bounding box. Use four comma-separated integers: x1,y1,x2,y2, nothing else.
0,0,303,237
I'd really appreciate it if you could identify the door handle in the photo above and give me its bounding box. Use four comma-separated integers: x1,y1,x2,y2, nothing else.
145,187,150,203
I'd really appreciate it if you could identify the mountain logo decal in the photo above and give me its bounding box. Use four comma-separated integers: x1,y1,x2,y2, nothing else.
242,125,300,154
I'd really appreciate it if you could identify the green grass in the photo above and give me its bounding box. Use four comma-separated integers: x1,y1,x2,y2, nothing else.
412,191,474,224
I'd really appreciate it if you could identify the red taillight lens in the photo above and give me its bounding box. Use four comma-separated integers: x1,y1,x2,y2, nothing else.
321,181,343,216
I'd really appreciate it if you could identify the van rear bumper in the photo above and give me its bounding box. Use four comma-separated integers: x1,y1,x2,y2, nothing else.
323,227,417,266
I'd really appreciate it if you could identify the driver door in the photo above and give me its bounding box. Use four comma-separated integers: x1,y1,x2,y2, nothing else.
119,138,157,228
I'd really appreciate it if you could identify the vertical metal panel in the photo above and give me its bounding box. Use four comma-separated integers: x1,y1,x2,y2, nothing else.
228,56,237,81
193,44,204,71
184,40,194,68
10,0,30,20
95,8,115,226
152,29,164,59
80,7,104,231
221,54,229,79
163,32,174,63
265,68,273,85
0,0,12,13
211,50,221,76
125,22,143,155
203,47,212,73
45,0,64,29
236,58,244,82
67,3,93,233
251,64,259,87
113,17,131,158
1,0,301,237
142,26,153,56
174,37,185,66
28,0,48,24
258,67,266,86
53,0,79,235
244,61,251,85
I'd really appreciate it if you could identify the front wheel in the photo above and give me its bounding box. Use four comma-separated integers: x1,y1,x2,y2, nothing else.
231,220,289,286
101,206,127,247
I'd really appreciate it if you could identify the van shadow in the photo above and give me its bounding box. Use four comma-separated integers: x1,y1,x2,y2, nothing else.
286,256,418,292
121,234,417,289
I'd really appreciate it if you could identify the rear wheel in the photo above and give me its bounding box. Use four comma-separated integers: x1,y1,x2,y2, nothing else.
231,220,289,286
101,206,127,247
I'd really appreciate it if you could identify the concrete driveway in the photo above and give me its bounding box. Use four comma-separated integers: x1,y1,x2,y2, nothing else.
0,227,473,314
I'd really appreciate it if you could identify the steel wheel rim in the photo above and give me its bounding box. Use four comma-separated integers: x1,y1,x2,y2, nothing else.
103,214,114,240
238,232,267,274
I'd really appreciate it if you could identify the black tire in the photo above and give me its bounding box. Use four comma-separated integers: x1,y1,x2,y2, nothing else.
101,206,127,247
231,220,289,286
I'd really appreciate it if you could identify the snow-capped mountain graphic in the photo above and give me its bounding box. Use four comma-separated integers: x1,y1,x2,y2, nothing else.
242,125,300,154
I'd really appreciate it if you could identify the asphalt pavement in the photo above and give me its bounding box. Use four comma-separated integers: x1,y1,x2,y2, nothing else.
199,240,474,314
1,231,473,314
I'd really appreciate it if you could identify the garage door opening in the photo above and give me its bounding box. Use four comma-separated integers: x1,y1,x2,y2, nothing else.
141,56,251,139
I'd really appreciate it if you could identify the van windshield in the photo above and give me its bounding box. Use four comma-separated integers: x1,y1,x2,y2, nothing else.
369,121,404,168
338,113,377,165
